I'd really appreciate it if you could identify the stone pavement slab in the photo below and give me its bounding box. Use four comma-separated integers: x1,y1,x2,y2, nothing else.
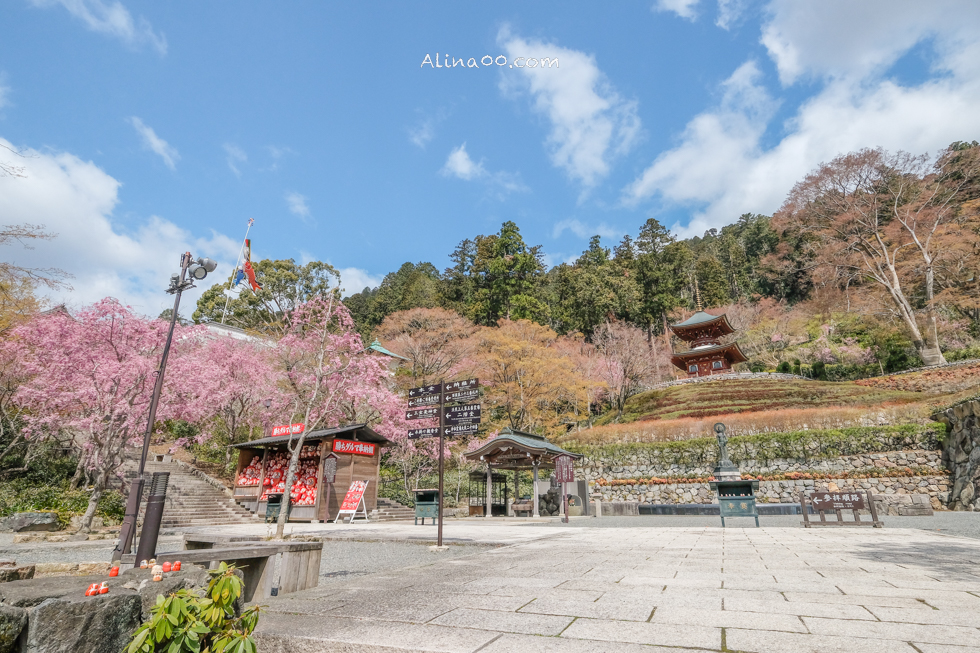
252,525,980,652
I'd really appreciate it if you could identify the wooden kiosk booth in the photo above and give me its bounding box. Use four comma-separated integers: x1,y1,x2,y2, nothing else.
230,424,390,522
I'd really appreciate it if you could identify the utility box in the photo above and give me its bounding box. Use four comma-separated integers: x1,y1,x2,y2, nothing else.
264,493,291,523
413,489,439,525
709,479,760,527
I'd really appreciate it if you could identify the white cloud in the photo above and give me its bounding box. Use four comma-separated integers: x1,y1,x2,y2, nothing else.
761,0,980,85
31,0,167,55
285,191,314,224
223,143,246,177
0,137,238,314
0,75,10,110
129,117,179,170
440,143,527,198
409,120,434,149
552,219,624,241
337,267,382,295
716,0,747,29
441,143,485,181
654,0,701,20
625,3,980,238
497,28,641,193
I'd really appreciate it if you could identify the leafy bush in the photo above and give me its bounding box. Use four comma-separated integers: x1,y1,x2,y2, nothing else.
776,361,791,373
566,423,942,467
126,562,259,653
811,360,827,381
945,346,980,363
0,480,125,526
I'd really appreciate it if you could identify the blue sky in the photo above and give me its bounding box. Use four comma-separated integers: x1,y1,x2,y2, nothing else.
2,1,980,315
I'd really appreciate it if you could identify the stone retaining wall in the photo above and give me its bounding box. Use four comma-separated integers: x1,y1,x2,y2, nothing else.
583,449,944,482
934,398,980,510
593,475,950,511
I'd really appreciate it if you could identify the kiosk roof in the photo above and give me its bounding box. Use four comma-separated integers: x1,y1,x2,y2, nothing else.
229,423,390,449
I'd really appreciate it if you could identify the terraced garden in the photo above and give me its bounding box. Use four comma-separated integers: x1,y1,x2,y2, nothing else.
622,378,923,422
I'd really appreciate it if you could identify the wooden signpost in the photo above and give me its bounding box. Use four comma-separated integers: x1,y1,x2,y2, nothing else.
799,490,882,528
405,378,480,547
555,454,575,524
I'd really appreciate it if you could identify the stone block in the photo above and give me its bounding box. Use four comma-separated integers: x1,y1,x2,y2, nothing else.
33,563,77,577
0,605,27,653
0,512,61,533
23,592,142,653
75,563,109,576
11,534,42,544
0,567,34,583
45,535,70,543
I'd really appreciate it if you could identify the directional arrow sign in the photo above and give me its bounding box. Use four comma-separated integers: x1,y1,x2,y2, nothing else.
445,423,479,436
444,378,478,392
444,388,479,404
408,383,442,398
408,394,442,408
405,407,440,421
444,404,481,425
407,427,441,439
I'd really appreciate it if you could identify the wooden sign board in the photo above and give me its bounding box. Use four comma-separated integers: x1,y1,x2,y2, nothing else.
555,455,575,483
445,423,478,436
800,490,882,528
271,423,305,437
444,378,478,392
408,395,442,408
322,453,338,484
336,480,370,524
408,384,442,398
444,404,481,425
406,407,440,421
444,388,479,404
408,427,440,439
332,439,376,456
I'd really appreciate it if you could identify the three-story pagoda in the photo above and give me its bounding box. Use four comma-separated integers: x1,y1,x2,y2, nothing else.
669,301,747,378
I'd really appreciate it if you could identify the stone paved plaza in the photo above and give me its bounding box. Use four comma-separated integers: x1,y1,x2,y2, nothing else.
245,522,980,652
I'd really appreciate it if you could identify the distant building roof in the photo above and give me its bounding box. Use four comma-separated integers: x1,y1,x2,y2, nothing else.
671,311,727,328
367,339,408,360
203,322,261,342
670,341,748,366
465,427,581,469
229,423,391,448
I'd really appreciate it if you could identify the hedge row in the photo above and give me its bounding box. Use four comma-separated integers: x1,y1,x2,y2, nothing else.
568,423,942,467
596,465,942,486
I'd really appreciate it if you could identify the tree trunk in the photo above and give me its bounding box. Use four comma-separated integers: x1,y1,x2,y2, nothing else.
78,468,110,533
921,259,947,366
275,434,307,539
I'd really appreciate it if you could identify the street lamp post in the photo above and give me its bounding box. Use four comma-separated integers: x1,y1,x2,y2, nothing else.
113,251,216,562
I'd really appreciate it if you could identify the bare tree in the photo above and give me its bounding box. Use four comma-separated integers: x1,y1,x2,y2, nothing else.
0,143,28,179
775,144,980,366
0,224,72,295
593,320,662,416
374,307,476,387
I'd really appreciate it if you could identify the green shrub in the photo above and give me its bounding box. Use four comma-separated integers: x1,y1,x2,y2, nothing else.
125,562,259,653
945,346,980,363
811,360,827,381
565,423,942,467
776,362,791,373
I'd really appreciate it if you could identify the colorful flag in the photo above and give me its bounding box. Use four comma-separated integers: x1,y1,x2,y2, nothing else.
242,238,262,291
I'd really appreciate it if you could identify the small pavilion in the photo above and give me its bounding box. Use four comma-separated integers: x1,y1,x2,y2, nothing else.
464,428,582,518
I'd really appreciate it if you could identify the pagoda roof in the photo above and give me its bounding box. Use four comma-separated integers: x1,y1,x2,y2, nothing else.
669,311,736,337
670,341,748,366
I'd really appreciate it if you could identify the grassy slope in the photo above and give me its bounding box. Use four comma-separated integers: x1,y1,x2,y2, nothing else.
621,378,924,422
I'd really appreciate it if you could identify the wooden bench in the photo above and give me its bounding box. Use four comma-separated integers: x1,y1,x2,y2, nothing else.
122,536,323,601
512,500,534,516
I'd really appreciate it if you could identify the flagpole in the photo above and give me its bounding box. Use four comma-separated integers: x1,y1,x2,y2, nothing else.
221,218,254,324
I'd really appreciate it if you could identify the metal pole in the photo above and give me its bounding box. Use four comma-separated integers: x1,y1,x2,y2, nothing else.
562,481,569,524
437,378,445,547
220,219,253,324
113,252,190,561
135,472,170,563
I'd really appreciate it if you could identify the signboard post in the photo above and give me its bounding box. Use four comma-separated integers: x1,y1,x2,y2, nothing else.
320,453,337,522
405,378,480,548
799,490,882,528
555,454,574,524
336,480,370,524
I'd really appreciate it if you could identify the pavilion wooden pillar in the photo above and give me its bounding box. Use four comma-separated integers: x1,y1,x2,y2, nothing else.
532,461,540,518
485,464,492,519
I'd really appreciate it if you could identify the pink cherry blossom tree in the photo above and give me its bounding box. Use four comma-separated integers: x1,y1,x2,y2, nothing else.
177,335,280,465
7,299,199,532
271,295,406,537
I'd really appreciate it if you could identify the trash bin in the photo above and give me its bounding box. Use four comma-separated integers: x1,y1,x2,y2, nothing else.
264,493,292,523
412,489,439,525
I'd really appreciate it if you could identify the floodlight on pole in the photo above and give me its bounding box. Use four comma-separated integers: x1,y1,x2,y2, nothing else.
113,250,217,563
